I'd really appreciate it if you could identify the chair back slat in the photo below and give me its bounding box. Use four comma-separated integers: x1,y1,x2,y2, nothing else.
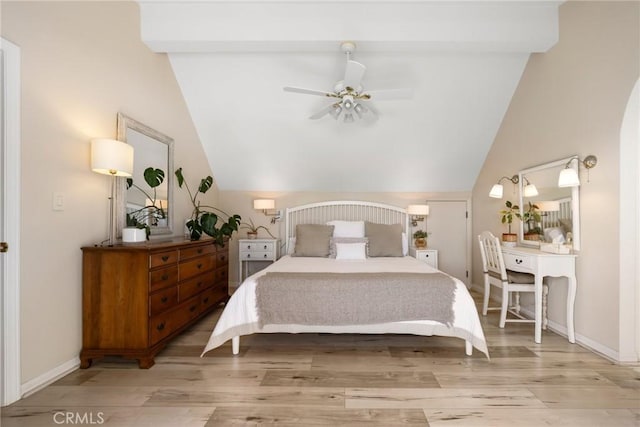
478,231,507,281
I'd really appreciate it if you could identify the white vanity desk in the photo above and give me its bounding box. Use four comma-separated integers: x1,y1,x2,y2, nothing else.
501,246,577,344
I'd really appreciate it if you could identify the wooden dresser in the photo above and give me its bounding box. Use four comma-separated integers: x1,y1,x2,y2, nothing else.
80,238,229,368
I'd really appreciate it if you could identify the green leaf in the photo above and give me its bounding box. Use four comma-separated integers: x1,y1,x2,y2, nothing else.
186,219,202,240
125,178,133,189
505,200,512,208
198,176,213,194
175,167,185,188
143,167,165,188
200,212,219,236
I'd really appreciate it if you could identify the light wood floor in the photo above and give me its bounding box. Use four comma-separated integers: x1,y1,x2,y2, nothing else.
2,291,639,426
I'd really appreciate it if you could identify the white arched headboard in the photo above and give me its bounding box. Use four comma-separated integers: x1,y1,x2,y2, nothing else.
285,200,409,254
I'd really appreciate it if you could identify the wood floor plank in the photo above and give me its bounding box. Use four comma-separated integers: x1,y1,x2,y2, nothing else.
144,386,345,408
205,407,429,426
80,369,265,387
345,387,546,409
389,346,537,359
261,370,440,388
423,408,640,426
12,386,158,407
433,368,619,388
530,386,640,409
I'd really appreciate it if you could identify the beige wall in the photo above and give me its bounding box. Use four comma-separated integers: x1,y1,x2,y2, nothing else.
472,1,639,355
1,1,218,383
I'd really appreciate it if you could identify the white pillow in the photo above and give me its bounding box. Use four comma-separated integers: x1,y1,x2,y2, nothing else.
335,242,367,260
326,220,365,238
402,232,408,256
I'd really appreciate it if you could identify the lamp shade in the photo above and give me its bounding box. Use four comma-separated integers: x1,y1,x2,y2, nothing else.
91,138,133,177
536,200,560,212
523,183,539,198
254,199,275,210
558,168,580,187
407,204,429,215
489,184,504,199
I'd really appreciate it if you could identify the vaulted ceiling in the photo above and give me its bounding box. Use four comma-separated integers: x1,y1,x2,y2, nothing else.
138,0,561,192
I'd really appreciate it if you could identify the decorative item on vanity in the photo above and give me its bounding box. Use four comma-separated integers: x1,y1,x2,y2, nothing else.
90,138,134,246
499,200,519,246
240,217,276,240
283,41,413,123
412,230,430,248
407,204,429,227
175,167,241,243
519,202,542,241
123,167,166,241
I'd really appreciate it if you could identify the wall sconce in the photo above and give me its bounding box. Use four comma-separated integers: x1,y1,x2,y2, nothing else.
522,176,539,198
489,175,518,199
407,204,429,227
91,138,134,246
558,155,598,187
253,199,281,224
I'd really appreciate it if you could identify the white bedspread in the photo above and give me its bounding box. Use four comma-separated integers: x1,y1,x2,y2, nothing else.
202,256,489,358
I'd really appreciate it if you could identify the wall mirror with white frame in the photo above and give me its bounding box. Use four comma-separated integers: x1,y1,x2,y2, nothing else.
518,157,580,250
116,113,174,237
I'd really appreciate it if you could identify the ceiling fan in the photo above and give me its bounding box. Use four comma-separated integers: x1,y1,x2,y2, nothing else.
283,41,412,123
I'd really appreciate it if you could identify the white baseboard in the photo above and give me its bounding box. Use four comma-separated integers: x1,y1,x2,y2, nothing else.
21,357,80,398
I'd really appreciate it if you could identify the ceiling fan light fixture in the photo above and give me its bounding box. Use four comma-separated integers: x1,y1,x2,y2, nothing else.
344,113,355,123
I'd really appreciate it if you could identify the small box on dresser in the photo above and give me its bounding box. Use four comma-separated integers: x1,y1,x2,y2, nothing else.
80,238,229,369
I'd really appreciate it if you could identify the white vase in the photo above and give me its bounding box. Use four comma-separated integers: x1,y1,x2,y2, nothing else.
122,227,146,243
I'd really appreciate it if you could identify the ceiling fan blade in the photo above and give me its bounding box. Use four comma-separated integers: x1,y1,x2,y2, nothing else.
309,103,338,120
343,60,366,90
283,86,338,98
360,88,413,101
359,100,379,120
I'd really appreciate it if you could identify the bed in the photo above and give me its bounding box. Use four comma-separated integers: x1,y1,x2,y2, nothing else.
202,201,489,358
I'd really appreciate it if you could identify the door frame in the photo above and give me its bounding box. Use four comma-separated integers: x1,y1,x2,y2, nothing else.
1,37,22,406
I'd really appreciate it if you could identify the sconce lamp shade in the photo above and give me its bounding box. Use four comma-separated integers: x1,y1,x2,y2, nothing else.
407,204,429,216
253,199,275,210
558,168,580,187
536,200,560,212
91,138,133,177
489,184,504,199
523,183,539,198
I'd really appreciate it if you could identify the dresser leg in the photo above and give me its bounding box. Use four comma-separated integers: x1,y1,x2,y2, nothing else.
79,357,92,369
138,357,155,369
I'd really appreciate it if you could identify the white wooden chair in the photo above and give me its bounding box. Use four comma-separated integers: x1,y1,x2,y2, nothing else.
477,231,548,328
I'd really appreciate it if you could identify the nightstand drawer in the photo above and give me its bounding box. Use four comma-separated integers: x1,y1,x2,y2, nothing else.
241,241,275,252
503,252,534,272
240,251,273,261
409,248,438,269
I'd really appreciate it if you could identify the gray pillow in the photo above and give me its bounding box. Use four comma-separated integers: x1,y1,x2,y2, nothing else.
365,222,404,257
292,224,334,257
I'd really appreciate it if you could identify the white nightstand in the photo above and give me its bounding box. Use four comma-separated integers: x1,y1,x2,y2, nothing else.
238,238,280,283
409,247,438,269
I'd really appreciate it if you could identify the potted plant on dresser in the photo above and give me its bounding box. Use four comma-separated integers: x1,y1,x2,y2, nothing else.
123,167,166,242
499,200,519,246
175,167,241,244
240,217,276,240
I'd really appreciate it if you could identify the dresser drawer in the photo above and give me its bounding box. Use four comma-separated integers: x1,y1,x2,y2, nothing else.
149,296,201,345
180,244,215,261
503,252,534,272
179,256,215,281
241,241,275,252
200,286,226,313
179,273,214,301
149,250,178,269
149,286,178,316
216,251,228,266
215,265,229,283
149,265,179,292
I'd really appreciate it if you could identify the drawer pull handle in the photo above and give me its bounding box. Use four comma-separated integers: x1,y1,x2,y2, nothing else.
161,274,169,281
197,248,203,254
156,322,165,331
203,297,209,304
190,305,197,312
263,254,268,258
263,245,267,249
516,259,523,264
246,245,251,249
197,263,203,269
161,255,169,262
220,255,226,261
425,254,429,258
197,281,203,288
161,296,168,303
247,254,251,258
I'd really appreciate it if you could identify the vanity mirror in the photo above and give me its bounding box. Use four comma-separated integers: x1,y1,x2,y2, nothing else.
518,157,580,250
116,113,174,237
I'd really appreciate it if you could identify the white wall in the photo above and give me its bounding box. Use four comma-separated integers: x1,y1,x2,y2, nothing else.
472,1,639,359
1,1,217,385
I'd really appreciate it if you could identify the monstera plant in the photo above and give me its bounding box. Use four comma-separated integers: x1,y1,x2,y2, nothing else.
125,167,166,239
175,167,241,244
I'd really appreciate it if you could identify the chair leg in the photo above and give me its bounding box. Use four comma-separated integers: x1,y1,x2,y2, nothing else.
542,284,549,330
499,286,508,328
482,277,490,316
514,291,521,315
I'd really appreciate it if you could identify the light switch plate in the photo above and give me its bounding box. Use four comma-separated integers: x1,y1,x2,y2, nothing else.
53,192,64,211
